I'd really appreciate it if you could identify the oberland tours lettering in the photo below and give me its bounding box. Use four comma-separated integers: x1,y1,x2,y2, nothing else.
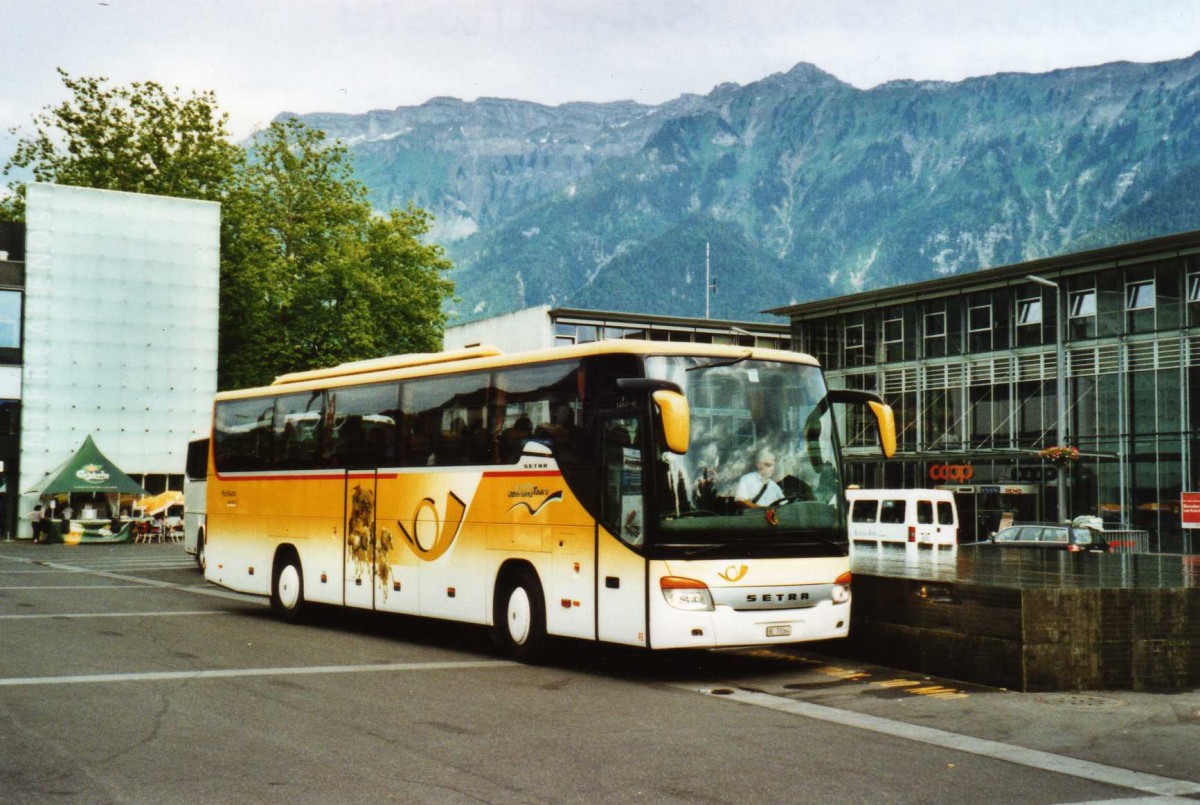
508,484,549,499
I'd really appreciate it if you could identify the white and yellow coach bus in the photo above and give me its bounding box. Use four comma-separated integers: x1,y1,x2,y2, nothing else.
204,342,895,660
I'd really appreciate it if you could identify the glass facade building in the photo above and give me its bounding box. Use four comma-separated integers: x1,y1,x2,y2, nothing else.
772,231,1200,553
444,305,792,353
0,184,219,539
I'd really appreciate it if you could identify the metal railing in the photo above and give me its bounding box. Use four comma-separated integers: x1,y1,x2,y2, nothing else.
1101,530,1151,554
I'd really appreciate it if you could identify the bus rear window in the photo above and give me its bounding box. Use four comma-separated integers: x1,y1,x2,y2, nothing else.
879,500,906,524
850,500,878,522
185,439,209,481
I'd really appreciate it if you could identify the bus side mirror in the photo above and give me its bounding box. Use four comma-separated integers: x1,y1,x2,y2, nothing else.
652,389,690,454
827,389,897,459
867,400,897,459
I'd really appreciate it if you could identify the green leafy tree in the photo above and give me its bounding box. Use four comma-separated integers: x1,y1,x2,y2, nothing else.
218,119,454,389
2,72,455,389
1,69,240,219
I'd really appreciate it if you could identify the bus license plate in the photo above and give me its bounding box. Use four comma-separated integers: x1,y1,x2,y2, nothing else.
766,625,791,637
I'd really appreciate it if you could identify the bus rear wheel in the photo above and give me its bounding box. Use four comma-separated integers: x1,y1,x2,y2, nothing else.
271,552,307,622
195,530,206,572
495,569,547,663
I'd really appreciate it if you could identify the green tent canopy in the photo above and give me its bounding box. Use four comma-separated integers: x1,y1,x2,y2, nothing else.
27,435,147,496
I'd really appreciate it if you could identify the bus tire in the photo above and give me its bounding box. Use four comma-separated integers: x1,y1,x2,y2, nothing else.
494,567,547,663
271,550,307,623
195,529,206,573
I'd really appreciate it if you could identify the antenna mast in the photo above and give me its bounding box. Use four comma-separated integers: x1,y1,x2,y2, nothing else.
705,242,712,319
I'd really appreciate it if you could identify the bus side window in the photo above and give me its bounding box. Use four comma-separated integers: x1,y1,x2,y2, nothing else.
601,416,643,546
274,392,327,469
328,383,401,468
402,372,492,467
213,399,274,472
493,361,584,465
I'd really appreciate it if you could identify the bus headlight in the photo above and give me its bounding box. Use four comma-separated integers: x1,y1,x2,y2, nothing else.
832,571,852,604
660,576,714,611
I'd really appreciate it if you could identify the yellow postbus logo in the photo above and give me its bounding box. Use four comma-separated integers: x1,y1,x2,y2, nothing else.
718,564,749,582
397,492,466,562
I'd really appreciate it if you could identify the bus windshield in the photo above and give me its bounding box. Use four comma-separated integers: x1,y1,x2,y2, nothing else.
645,355,846,555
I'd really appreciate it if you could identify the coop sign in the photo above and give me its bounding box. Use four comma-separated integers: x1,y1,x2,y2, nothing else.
75,463,111,485
929,463,974,482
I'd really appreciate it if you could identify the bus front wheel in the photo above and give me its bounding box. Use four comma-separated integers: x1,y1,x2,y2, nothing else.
495,569,547,663
271,552,307,622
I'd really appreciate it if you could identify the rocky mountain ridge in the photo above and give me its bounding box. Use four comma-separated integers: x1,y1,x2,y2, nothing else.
285,51,1200,322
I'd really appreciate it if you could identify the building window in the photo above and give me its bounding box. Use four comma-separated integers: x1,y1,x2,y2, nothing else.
882,316,903,362
801,319,840,369
1068,286,1097,340
844,323,865,366
1186,272,1200,327
1070,288,1096,317
924,311,946,358
1126,274,1157,334
968,304,992,352
1016,293,1045,347
1016,296,1043,325
1127,280,1155,310
0,291,20,349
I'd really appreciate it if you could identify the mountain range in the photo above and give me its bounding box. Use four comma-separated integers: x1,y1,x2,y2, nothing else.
286,51,1200,323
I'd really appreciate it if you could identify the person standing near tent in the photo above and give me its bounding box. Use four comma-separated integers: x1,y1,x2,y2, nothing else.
28,504,44,543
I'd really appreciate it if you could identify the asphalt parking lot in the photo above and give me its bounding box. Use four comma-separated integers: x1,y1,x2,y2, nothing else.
3,540,1199,803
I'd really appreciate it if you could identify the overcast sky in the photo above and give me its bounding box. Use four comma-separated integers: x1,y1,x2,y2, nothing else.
2,0,1198,143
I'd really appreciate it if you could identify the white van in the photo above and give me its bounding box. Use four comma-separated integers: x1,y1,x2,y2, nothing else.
845,489,959,549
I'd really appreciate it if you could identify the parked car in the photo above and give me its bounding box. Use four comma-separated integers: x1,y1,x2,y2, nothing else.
989,524,1110,553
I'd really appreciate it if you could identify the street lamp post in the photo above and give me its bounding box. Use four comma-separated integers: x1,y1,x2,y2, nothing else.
1028,274,1067,522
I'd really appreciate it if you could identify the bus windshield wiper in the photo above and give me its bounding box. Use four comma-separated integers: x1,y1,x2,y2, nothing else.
685,352,753,372
677,535,843,558
782,534,843,550
672,542,735,557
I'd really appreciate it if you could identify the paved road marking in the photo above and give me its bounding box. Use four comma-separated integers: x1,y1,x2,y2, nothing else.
741,648,971,698
0,563,197,573
692,686,1200,798
0,609,231,621
0,660,518,688
0,553,263,604
0,584,163,590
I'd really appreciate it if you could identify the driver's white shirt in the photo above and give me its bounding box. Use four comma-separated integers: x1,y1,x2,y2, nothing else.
735,473,783,506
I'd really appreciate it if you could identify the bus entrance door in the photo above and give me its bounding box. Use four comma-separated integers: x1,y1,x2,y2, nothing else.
345,472,377,609
596,414,648,646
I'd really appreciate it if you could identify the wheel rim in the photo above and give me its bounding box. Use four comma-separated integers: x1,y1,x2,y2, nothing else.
506,586,532,645
277,564,301,610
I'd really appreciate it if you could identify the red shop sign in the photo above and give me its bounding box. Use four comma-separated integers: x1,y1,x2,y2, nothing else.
929,464,975,483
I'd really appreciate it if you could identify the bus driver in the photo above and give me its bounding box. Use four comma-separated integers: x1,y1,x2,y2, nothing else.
735,447,784,509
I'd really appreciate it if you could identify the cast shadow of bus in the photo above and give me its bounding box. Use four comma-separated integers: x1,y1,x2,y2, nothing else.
244,602,831,682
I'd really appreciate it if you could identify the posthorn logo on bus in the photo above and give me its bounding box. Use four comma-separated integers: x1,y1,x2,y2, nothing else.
75,463,110,484
718,565,748,582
